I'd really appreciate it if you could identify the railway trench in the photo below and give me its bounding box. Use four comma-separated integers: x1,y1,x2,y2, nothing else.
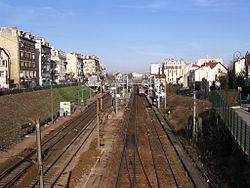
113,91,194,188
0,94,112,187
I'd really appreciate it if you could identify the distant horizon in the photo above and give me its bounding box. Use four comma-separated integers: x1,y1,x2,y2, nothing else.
0,0,249,73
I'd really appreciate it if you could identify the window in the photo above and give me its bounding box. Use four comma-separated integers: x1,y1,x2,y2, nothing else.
0,71,4,77
218,68,221,73
20,61,24,67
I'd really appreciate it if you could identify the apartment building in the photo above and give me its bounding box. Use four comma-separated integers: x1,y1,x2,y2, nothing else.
35,38,53,86
0,27,37,87
100,64,106,78
66,53,84,81
150,63,162,75
0,47,10,88
163,59,186,84
83,55,100,76
51,49,68,84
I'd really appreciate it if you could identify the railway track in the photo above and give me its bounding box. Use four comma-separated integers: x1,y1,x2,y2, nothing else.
115,92,152,188
141,96,179,187
0,93,112,188
115,90,193,188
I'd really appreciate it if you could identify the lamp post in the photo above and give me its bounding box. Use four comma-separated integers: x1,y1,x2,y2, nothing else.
233,51,241,90
50,79,54,124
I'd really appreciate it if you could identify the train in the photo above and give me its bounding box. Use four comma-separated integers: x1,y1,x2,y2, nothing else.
137,87,146,96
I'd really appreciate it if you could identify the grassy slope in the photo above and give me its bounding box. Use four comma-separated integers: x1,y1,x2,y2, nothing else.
0,86,94,150
53,85,94,104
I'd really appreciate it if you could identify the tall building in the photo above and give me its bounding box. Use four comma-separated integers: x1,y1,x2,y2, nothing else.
0,27,37,87
66,53,84,81
35,38,52,86
83,55,100,76
51,49,68,84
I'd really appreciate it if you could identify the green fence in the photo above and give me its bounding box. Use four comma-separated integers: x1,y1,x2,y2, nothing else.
212,91,250,157
176,89,193,96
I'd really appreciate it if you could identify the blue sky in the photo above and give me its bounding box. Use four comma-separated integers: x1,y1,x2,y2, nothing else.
0,0,250,73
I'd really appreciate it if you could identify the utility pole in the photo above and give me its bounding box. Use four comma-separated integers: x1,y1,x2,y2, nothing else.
158,85,160,109
114,82,117,113
126,75,129,92
77,79,80,105
50,81,53,123
100,81,103,110
193,89,197,142
165,74,167,110
96,97,100,149
89,87,92,99
81,88,83,103
36,120,44,188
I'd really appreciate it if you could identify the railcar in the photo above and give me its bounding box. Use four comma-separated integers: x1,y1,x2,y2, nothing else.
138,87,145,96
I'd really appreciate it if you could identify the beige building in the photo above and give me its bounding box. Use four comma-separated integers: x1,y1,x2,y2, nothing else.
0,27,37,87
66,53,84,81
83,55,100,76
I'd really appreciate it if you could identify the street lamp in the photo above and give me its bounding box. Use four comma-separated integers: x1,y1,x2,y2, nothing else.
233,51,241,90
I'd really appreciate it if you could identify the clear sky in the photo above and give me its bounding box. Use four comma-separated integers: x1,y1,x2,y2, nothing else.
0,0,250,73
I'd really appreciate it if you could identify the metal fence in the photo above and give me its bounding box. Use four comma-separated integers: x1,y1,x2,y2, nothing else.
212,91,250,157
0,83,78,96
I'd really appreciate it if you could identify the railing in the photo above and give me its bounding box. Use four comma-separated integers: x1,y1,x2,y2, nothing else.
212,91,250,157
0,83,78,96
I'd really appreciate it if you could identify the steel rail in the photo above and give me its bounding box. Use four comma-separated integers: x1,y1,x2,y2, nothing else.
133,94,152,188
114,92,134,188
0,103,95,188
115,91,152,188
0,94,111,187
142,96,180,187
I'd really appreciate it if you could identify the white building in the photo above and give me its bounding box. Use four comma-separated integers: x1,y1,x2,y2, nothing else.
234,57,245,76
51,49,68,84
190,62,228,85
0,48,10,88
163,59,186,84
99,63,106,78
150,63,162,75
